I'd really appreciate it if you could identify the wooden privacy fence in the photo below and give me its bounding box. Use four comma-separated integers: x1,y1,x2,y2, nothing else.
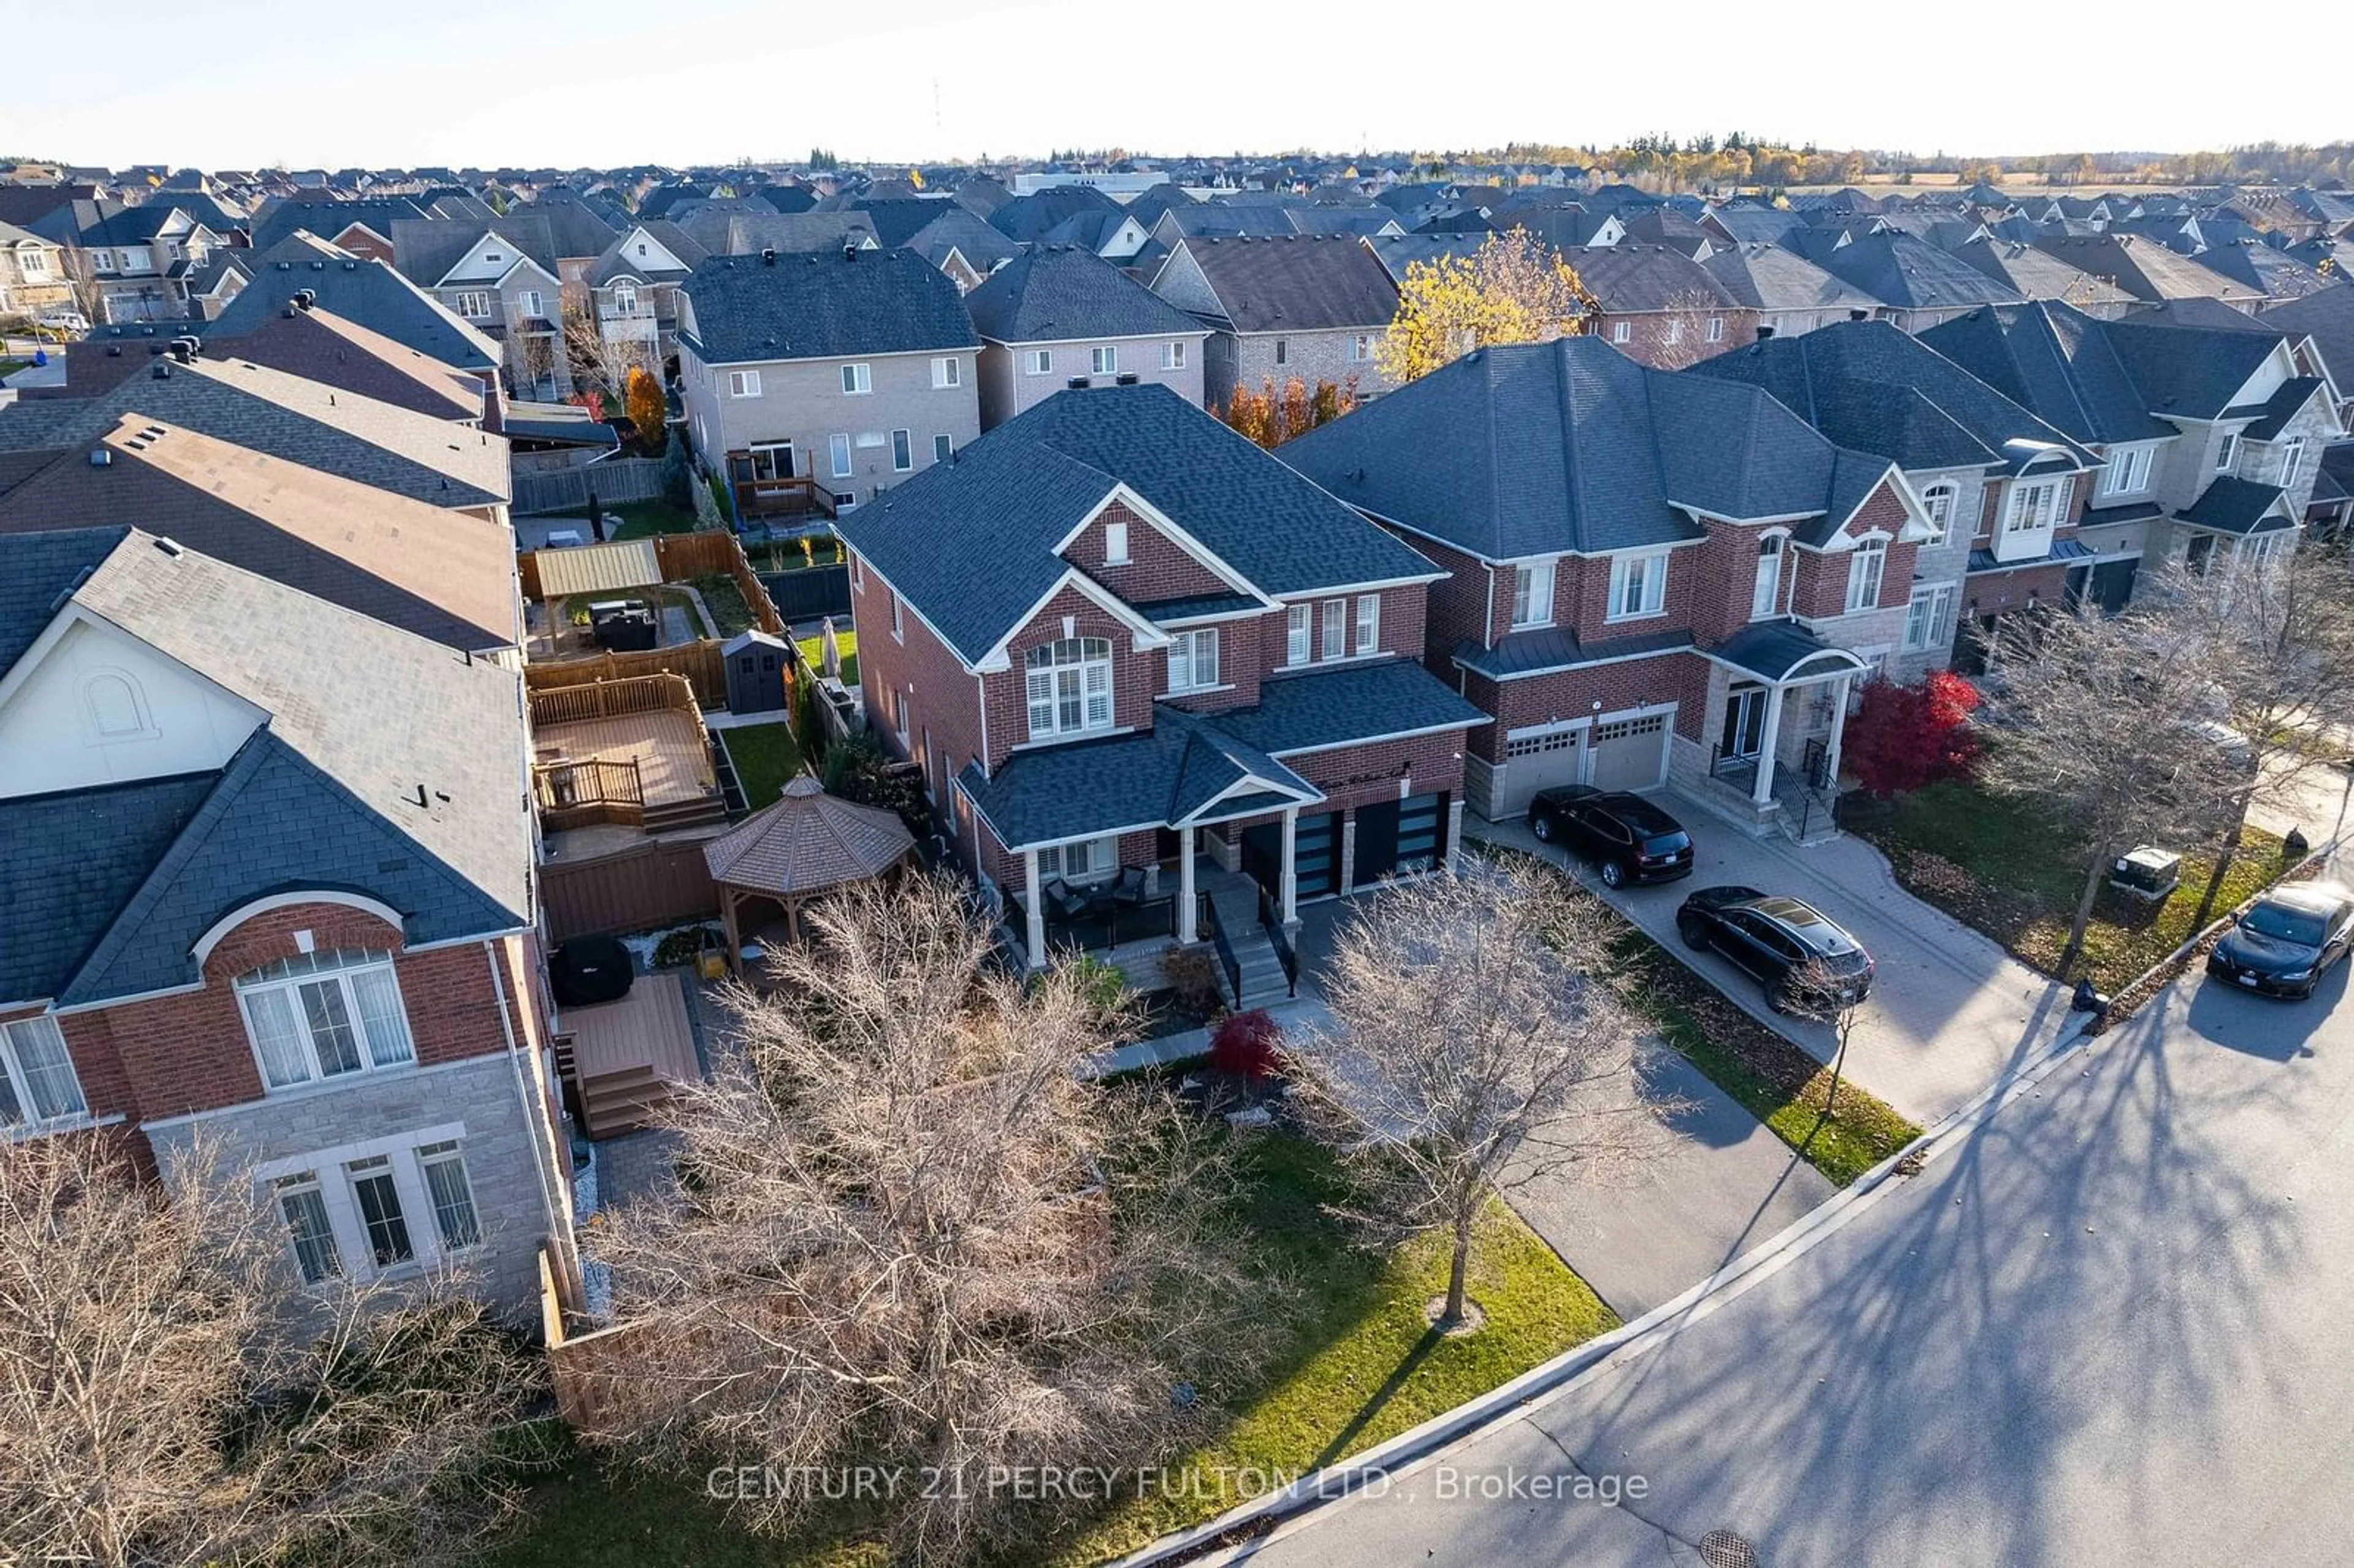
654,532,786,637
539,835,721,942
525,643,728,709
527,670,699,727
512,456,667,515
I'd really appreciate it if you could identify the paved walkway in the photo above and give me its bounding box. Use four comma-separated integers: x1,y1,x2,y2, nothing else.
1480,801,2079,1127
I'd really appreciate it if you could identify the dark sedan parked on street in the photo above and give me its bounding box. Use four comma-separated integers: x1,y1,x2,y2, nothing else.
1526,785,1695,888
2205,885,2354,1000
1676,885,1875,1011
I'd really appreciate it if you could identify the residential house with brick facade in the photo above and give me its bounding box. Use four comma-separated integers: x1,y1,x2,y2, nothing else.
1921,302,2346,590
836,384,1487,970
677,246,980,517
1569,245,1758,367
0,527,574,1317
1690,321,2101,672
1147,234,1400,408
964,245,1209,428
1281,335,1936,835
390,218,570,400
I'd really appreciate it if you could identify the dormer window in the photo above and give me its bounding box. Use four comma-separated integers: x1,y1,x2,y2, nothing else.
2003,476,2070,535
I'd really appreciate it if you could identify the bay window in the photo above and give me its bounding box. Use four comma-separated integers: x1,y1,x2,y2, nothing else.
234,948,415,1090
0,1015,87,1127
1024,637,1113,740
1168,628,1221,693
1845,539,1888,613
1511,562,1554,628
2003,476,2070,535
1606,550,1668,621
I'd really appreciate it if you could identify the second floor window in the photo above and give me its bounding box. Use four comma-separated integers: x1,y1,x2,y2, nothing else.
235,948,415,1091
1918,482,1956,543
20,248,48,279
1091,345,1117,376
612,284,638,313
1321,598,1347,660
1511,563,1553,628
841,362,872,395
2215,431,2239,473
0,1016,86,1127
517,289,543,319
1607,551,1667,621
454,291,492,319
1162,341,1187,370
1751,534,1785,620
1845,539,1888,613
1351,334,1374,362
1025,637,1113,739
1612,321,1631,344
1027,348,1051,375
2279,435,2309,490
727,368,761,398
2005,476,2070,535
1286,603,1311,664
1168,628,1220,693
2100,446,2152,497
1354,595,1380,656
1706,316,1725,342
933,356,961,388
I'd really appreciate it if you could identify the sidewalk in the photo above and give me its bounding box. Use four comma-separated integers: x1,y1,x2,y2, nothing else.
1480,803,2078,1126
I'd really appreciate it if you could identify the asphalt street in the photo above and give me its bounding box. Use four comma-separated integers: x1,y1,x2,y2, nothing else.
1223,905,2354,1567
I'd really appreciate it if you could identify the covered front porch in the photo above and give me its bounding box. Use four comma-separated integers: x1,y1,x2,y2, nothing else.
1689,620,1868,842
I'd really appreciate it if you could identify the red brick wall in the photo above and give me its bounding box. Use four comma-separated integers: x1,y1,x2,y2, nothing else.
48,905,507,1124
1065,500,1231,606
1691,521,1770,642
1791,537,1919,619
330,224,394,264
1566,547,1704,641
1461,651,1712,761
1286,731,1469,812
850,547,989,783
1597,310,1764,369
980,582,1159,762
1401,532,1502,670
1965,561,2069,617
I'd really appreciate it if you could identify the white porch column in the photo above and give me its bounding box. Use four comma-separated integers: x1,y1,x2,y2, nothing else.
1023,848,1046,970
1751,682,1786,807
1822,673,1854,790
1279,806,1300,926
1176,826,1198,943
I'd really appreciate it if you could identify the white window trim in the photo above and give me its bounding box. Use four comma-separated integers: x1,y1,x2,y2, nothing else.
890,591,904,643
727,368,762,398
1103,519,1129,566
1167,627,1222,695
1612,320,1631,343
2215,430,2240,473
261,1127,484,1287
1917,482,1957,544
1845,538,1889,614
1605,550,1670,623
0,1015,88,1128
1037,835,1119,886
842,362,873,395
891,428,913,473
1026,348,1052,376
829,432,853,478
1024,637,1116,740
1091,345,1118,376
1751,531,1787,621
1284,603,1312,666
1162,340,1187,370
932,356,962,388
2002,476,2070,536
1319,598,1349,661
1354,593,1381,657
1510,561,1556,630
234,950,416,1092
2098,444,2154,498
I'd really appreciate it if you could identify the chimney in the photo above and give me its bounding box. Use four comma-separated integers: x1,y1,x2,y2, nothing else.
761,246,776,265
843,240,859,261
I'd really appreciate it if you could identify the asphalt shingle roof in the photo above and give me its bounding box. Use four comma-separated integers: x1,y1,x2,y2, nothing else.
2093,314,2284,419
206,234,501,371
1453,626,1694,680
1205,660,1487,756
1170,235,1400,333
0,525,123,679
962,245,1203,344
1698,243,1884,314
837,384,1434,666
1280,335,1899,558
680,246,977,364
2179,475,2295,535
1790,230,2025,312
1916,302,2174,446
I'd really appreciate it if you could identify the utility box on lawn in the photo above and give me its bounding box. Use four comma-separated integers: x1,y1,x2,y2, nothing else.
2111,845,2182,902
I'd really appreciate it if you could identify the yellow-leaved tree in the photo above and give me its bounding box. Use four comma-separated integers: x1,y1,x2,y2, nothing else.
1375,228,1596,386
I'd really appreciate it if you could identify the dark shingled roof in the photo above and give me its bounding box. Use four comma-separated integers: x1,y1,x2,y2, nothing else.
1698,243,1884,315
0,525,124,679
679,246,977,365
1280,335,1899,558
2179,475,2295,536
837,384,1434,666
206,234,501,371
1206,660,1487,756
0,773,220,1007
1571,244,1740,313
2264,287,2354,399
2241,378,2328,441
1710,620,1868,682
962,246,1203,344
1789,230,2026,312
2093,314,2284,419
1917,302,2173,446
1172,235,1400,332
1453,626,1695,680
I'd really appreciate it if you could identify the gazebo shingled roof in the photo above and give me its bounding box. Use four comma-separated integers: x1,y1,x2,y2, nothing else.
702,775,916,965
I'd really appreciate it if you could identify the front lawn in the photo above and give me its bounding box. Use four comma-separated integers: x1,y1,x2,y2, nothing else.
721,722,802,810
1851,777,2288,986
484,1134,1613,1568
796,628,858,688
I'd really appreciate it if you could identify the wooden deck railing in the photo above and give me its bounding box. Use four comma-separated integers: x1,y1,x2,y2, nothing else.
528,671,699,728
533,757,647,831
729,474,836,522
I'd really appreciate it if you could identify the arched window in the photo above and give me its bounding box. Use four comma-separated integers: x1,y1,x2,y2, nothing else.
1751,533,1786,620
1024,637,1113,740
80,669,151,740
1918,482,1957,544
1845,538,1889,614
234,948,414,1089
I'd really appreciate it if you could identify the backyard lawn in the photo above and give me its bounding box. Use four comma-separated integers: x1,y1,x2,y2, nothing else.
721,722,802,809
484,1134,1614,1568
1852,777,2289,986
796,628,858,688
544,500,699,541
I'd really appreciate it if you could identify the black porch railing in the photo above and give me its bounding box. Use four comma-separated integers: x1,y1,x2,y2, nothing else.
1198,892,1243,1007
1254,880,1300,999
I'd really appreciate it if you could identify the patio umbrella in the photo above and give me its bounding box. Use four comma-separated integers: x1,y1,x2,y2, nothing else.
820,615,842,680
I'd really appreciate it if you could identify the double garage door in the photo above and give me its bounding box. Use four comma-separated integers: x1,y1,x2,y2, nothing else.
1501,710,1672,816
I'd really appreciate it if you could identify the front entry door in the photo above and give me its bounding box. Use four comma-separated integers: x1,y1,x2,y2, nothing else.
1720,686,1768,762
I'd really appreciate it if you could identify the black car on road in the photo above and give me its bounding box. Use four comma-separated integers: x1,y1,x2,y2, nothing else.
1676,885,1875,1011
2204,885,2354,999
1526,786,1695,888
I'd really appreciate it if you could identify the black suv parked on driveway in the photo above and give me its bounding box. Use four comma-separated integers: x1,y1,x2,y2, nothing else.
1676,885,1875,1012
1526,785,1695,888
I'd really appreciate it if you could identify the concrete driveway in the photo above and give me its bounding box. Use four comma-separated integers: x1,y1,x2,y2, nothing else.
1479,797,2080,1127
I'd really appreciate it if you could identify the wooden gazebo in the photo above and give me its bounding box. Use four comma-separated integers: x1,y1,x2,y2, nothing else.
701,775,916,972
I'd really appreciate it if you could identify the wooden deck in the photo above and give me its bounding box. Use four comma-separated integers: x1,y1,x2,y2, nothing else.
536,710,714,810
561,970,703,1140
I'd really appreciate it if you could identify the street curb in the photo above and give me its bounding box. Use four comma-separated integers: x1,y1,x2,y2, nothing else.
2087,838,2340,1033
1112,995,2106,1568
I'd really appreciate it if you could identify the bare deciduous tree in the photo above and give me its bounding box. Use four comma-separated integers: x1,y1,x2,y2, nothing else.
2148,549,2354,918
560,300,652,404
1978,596,2245,975
583,873,1265,1564
1286,861,1669,1330
1641,286,1736,371
0,1131,534,1568
1785,955,1867,1116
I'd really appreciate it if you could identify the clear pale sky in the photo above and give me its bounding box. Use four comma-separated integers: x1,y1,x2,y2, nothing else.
4,0,2336,170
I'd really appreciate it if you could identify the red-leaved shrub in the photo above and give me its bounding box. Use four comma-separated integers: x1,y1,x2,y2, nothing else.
1843,671,1982,798
1208,1008,1284,1083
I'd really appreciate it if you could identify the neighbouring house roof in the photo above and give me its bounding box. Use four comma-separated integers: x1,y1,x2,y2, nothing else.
0,416,520,650
1452,625,1696,680
587,220,708,286
2179,475,2295,535
963,245,1203,344
902,206,1018,276
206,233,502,371
1570,243,1740,314
1789,230,2027,313
0,528,532,1007
519,188,624,258
0,352,509,508
2190,238,2337,301
703,774,914,896
988,185,1126,244
389,215,561,287
200,305,483,419
836,383,1436,667
2239,378,2328,440
1168,235,1400,333
2092,313,2287,419
2260,287,2354,395
1691,319,2096,474
2031,233,2266,306
1697,243,1884,316
669,208,880,258
1944,240,2139,311
501,400,622,447
680,246,977,365
1706,207,1811,248
1916,302,2174,446
1281,335,1897,558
